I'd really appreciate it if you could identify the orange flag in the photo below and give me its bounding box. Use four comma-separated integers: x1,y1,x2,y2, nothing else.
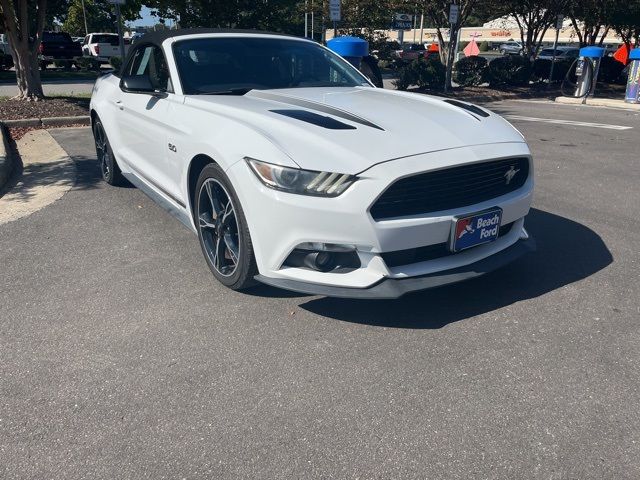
613,44,631,64
464,39,480,57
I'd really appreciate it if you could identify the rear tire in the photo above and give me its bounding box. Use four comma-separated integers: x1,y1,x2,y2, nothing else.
92,117,125,186
195,163,258,290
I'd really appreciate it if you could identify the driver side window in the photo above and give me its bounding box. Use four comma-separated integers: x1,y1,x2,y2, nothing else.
125,45,173,92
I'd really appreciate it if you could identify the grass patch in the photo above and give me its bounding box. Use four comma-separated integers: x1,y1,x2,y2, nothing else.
0,69,104,83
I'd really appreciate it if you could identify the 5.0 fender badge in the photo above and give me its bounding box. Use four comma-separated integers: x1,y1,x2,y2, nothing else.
168,143,177,152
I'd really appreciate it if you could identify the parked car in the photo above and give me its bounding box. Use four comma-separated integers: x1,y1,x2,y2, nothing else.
39,31,82,69
72,36,84,43
82,33,125,63
393,43,429,61
130,32,145,45
90,29,535,298
0,34,13,70
537,46,580,60
499,41,523,55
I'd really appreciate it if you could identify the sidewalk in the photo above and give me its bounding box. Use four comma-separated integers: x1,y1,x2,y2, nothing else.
0,79,95,97
555,96,640,111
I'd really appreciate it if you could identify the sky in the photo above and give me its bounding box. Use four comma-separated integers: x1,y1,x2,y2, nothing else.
130,6,158,27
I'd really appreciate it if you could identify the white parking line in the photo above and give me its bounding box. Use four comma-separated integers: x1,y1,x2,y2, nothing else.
504,115,633,130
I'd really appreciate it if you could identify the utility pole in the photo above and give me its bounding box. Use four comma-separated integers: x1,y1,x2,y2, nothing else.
549,14,564,85
114,0,126,60
445,2,460,93
81,0,88,36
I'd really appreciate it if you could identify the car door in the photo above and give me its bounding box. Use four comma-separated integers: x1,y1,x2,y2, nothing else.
114,44,179,202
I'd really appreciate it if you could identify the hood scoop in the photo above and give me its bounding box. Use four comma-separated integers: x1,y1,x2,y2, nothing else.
270,109,357,130
248,90,384,131
443,99,490,119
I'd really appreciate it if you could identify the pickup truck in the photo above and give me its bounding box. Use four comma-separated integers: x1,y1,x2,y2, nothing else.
39,31,82,69
82,33,124,63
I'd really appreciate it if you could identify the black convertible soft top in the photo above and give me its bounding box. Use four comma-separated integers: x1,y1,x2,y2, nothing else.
135,28,301,49
121,28,306,72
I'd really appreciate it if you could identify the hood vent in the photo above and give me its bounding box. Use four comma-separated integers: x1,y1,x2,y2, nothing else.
249,90,384,130
270,109,357,130
444,99,490,119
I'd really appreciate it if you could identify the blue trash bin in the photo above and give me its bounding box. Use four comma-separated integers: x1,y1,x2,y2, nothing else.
326,36,369,69
625,48,640,104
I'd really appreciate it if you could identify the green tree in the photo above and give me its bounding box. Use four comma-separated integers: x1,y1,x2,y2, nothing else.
566,0,614,46
419,0,484,91
564,0,640,48
489,0,567,58
62,0,142,36
145,0,303,34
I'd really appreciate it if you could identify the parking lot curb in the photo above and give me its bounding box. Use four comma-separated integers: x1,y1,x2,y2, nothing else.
555,96,640,111
1,116,91,128
41,115,91,127
2,118,41,127
0,122,14,194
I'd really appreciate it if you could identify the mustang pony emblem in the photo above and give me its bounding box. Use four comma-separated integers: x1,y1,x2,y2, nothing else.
504,165,520,185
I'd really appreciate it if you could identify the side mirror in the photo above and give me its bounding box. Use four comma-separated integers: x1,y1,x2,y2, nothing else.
120,74,166,97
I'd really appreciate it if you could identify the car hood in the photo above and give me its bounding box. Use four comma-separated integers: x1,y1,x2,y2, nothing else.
185,87,525,174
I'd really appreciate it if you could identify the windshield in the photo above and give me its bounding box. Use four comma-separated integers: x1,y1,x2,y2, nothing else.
92,34,119,45
173,36,372,95
43,32,73,43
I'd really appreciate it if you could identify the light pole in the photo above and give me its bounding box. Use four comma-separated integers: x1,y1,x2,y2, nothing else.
81,0,88,36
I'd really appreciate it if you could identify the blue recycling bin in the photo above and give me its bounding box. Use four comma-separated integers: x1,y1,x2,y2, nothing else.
625,48,640,104
327,36,369,69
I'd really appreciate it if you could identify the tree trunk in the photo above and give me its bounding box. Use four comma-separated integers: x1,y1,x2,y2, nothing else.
0,0,47,100
444,25,458,92
10,41,44,100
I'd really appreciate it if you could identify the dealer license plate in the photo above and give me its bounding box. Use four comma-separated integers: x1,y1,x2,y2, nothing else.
450,208,503,252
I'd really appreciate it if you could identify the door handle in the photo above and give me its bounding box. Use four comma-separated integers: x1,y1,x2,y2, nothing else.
115,100,123,110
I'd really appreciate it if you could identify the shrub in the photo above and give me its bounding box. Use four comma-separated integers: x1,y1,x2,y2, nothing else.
479,41,490,52
532,58,574,83
376,40,401,63
394,57,445,90
598,56,626,84
487,55,532,86
454,56,488,86
109,56,123,71
74,56,101,71
458,41,469,52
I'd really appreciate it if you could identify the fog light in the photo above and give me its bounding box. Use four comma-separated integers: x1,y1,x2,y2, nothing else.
283,246,361,273
305,251,335,272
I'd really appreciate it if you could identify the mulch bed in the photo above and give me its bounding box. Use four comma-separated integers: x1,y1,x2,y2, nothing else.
0,97,90,120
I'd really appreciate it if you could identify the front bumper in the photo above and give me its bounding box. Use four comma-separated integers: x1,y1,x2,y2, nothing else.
226,142,534,296
255,235,535,299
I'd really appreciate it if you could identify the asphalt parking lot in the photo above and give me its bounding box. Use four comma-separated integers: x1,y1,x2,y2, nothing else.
1,100,639,479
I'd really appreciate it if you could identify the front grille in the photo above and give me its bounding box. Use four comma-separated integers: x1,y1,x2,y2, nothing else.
382,222,514,268
370,157,529,220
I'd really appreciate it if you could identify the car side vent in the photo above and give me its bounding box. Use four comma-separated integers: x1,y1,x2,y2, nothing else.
270,109,357,130
444,99,490,118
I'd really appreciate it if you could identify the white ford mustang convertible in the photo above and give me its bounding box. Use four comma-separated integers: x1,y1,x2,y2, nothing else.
90,29,535,299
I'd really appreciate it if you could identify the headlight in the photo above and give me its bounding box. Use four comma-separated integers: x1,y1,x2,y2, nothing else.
245,158,357,197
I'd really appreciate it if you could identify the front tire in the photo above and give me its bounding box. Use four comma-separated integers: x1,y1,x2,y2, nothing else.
93,117,125,186
195,163,257,290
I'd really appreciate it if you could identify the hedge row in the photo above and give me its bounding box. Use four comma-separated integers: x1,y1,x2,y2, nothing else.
395,54,627,90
